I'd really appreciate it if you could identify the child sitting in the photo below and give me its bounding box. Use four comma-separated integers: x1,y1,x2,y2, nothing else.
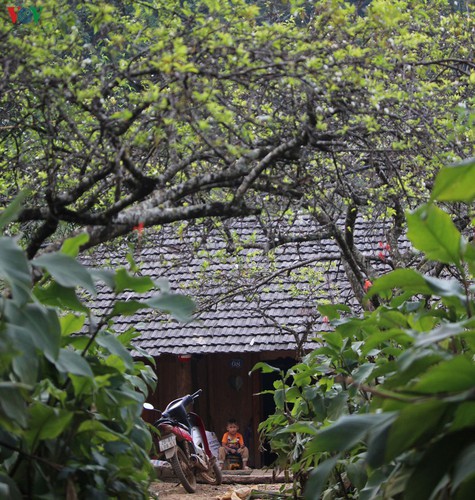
218,418,250,470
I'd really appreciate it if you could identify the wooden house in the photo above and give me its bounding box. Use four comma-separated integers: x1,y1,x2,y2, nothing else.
84,216,397,467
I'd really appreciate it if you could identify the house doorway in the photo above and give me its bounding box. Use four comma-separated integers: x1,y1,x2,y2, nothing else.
260,356,295,466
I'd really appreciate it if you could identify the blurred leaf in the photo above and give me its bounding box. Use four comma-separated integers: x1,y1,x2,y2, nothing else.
413,357,475,393
6,303,61,362
113,268,155,293
385,400,447,461
96,333,133,370
318,304,351,320
26,403,74,442
452,443,475,491
0,237,31,304
55,349,93,377
406,204,462,265
414,322,468,347
60,314,86,336
431,158,475,203
304,455,339,500
146,293,195,322
250,362,282,374
0,190,31,231
0,474,22,500
109,300,148,317
60,233,90,257
0,382,28,428
307,413,397,453
34,282,89,312
32,253,96,295
405,431,475,500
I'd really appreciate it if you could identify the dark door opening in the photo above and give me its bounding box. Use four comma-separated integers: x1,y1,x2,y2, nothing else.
260,356,295,466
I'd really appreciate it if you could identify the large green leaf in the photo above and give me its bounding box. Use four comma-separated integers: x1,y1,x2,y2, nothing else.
32,253,96,295
55,349,93,377
0,474,22,500
452,443,475,491
8,325,39,384
431,158,475,203
95,332,133,370
109,300,148,317
367,269,467,305
33,282,89,312
414,322,469,347
0,190,31,232
60,233,90,257
60,313,86,336
406,204,462,265
0,382,28,428
413,356,475,394
307,413,397,453
146,293,195,321
385,400,448,461
6,303,61,362
405,430,475,500
26,403,74,443
0,237,31,304
304,455,340,500
113,268,156,293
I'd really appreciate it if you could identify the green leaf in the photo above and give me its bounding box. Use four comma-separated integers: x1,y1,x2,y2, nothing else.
275,422,319,436
6,303,61,362
0,473,22,500
109,300,148,317
405,431,475,500
32,253,96,295
385,400,448,461
366,269,432,297
60,314,86,336
452,443,475,491
95,333,133,369
367,269,466,304
414,322,468,347
304,455,340,500
33,282,89,313
307,413,397,453
413,356,475,394
26,403,74,442
0,382,28,428
0,190,31,231
250,362,282,374
0,237,31,304
318,303,351,320
451,402,475,431
146,293,195,322
55,349,93,377
113,268,155,293
431,158,475,203
60,233,90,257
406,204,462,265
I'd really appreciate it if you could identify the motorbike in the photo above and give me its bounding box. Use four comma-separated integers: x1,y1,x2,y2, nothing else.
144,389,222,493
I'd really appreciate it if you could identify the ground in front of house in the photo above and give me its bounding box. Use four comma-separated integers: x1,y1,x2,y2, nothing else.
150,468,292,499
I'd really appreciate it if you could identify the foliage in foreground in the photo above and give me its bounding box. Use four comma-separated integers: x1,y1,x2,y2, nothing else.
0,206,195,498
257,158,475,499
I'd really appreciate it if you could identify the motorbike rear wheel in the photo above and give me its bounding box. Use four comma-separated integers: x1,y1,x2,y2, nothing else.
198,458,222,485
170,446,197,493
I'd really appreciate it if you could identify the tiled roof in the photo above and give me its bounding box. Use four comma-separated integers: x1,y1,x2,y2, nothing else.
82,216,407,356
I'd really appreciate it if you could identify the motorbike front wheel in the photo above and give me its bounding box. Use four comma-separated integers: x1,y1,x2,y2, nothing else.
170,446,197,493
198,458,222,485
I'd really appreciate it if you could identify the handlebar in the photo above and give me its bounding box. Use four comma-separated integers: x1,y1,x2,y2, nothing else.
191,389,202,401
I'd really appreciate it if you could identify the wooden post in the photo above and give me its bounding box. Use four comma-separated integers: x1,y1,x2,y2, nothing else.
176,355,193,396
251,353,262,468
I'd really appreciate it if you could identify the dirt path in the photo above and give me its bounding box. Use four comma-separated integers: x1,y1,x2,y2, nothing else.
150,481,287,499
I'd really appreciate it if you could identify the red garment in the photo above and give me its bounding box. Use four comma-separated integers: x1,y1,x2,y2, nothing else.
221,432,244,449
